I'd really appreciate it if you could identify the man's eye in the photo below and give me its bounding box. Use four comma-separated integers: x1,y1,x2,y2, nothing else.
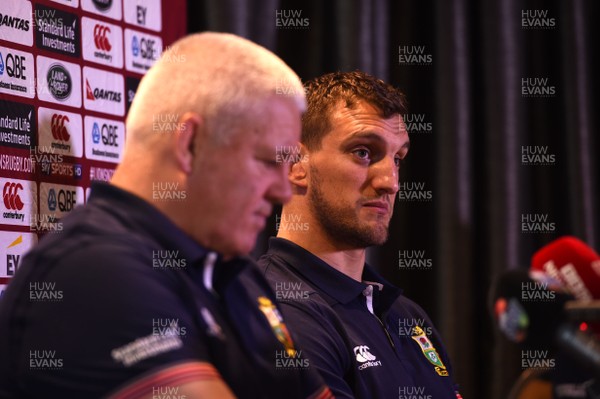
353,149,370,160
394,155,405,167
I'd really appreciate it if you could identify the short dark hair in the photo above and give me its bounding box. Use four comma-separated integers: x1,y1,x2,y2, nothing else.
301,71,408,150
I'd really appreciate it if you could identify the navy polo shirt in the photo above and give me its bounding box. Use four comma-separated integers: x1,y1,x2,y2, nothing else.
0,183,331,399
259,237,461,399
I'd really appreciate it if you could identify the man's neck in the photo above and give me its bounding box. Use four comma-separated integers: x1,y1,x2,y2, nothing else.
277,226,366,282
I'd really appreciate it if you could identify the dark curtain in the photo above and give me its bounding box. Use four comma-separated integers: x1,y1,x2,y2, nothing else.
187,1,600,397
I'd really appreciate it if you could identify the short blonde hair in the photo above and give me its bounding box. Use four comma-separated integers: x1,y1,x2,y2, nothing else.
126,32,305,145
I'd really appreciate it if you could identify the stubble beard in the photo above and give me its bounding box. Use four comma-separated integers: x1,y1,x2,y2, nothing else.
308,165,390,249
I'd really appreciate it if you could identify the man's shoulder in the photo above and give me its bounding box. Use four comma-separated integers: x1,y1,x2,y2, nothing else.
32,200,156,264
389,291,435,321
257,253,337,318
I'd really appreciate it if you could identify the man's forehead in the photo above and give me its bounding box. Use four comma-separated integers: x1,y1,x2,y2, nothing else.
328,101,407,138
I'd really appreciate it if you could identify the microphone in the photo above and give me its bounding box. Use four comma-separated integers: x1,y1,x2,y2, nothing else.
531,236,600,301
556,323,600,377
492,269,571,348
492,236,600,380
492,269,600,379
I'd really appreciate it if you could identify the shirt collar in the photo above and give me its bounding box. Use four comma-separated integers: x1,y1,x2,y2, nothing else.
267,237,403,311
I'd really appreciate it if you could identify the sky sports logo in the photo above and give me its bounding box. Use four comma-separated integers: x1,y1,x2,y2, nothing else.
125,28,162,74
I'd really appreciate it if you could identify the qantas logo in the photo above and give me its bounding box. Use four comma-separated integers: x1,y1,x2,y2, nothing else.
85,78,121,102
3,182,24,211
85,78,94,100
94,24,112,51
51,114,70,142
0,14,30,32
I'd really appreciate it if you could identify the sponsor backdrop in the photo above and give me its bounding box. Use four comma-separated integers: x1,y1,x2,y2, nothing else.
0,0,186,295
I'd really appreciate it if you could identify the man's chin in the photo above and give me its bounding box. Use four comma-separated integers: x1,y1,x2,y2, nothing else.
348,224,389,247
213,236,257,260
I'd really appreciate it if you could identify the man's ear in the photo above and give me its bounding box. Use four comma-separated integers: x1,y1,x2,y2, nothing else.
289,143,310,189
175,112,202,174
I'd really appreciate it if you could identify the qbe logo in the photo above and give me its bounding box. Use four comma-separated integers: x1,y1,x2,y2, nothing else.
124,28,162,74
0,46,35,99
83,66,124,116
91,122,118,146
40,183,83,221
36,55,82,109
123,0,162,32
82,17,123,68
84,115,124,163
81,0,122,21
0,232,37,278
38,107,83,157
0,178,36,227
0,1,33,47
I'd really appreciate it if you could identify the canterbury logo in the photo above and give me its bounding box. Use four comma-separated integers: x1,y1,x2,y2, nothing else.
3,182,24,211
51,114,70,141
353,345,377,363
94,25,112,51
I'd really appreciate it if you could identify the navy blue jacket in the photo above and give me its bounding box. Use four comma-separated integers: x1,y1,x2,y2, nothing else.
259,237,461,399
0,183,331,399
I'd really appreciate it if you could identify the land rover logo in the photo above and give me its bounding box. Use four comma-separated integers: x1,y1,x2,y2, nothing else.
92,0,113,12
47,64,72,101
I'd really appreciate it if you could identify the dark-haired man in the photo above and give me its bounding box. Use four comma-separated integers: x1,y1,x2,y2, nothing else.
259,71,461,398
